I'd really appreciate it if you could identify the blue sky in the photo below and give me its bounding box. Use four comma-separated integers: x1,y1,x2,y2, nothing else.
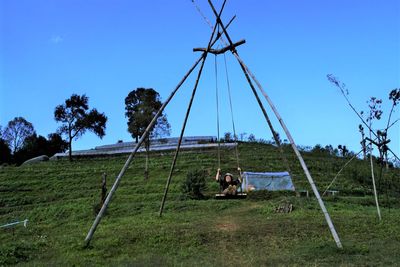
1,0,399,158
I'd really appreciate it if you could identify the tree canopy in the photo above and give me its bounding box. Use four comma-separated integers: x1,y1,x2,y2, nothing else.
125,88,170,179
125,88,170,142
54,94,107,161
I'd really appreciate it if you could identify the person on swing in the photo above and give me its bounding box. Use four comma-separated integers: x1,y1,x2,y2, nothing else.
215,168,242,196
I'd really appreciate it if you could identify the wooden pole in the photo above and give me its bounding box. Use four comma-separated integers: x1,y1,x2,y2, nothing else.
193,39,245,54
159,5,224,216
225,44,294,182
322,149,361,196
236,51,344,249
101,173,107,205
83,55,204,247
369,130,382,220
207,0,343,249
159,56,207,217
204,2,294,182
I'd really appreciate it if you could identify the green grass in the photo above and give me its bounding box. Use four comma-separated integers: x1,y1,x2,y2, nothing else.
0,143,399,266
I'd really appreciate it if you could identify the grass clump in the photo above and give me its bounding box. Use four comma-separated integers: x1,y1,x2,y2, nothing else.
181,169,208,199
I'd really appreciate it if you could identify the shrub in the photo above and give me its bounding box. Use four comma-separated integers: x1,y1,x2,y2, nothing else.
181,169,207,199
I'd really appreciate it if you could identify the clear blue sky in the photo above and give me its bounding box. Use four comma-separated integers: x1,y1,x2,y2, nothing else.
1,0,399,158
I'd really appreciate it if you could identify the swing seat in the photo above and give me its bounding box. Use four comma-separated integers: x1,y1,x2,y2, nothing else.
215,192,247,199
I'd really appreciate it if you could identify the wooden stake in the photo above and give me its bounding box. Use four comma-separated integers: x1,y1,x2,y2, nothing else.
101,173,107,205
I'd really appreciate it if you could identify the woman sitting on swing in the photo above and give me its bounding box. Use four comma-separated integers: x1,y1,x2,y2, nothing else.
215,168,242,196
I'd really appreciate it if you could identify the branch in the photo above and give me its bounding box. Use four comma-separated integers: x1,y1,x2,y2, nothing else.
327,74,378,138
387,118,399,131
388,147,400,162
386,103,396,131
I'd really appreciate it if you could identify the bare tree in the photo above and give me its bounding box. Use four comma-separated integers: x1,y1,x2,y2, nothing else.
3,117,35,154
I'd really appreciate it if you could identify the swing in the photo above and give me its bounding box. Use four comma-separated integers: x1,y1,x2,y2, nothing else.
214,52,247,199
213,46,295,197
84,2,343,249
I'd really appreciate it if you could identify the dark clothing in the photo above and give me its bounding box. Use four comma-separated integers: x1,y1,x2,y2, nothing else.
218,176,240,191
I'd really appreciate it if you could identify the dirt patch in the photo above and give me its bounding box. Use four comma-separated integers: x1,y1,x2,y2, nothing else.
214,203,262,232
215,221,238,231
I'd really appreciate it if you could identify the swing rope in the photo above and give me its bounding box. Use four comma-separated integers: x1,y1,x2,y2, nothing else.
214,48,243,185
214,54,221,169
223,52,241,171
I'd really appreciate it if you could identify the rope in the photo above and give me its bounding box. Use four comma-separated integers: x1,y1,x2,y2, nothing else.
223,52,240,170
214,54,221,169
191,0,213,28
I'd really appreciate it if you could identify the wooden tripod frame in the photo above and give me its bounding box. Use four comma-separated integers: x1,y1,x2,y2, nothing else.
84,0,343,249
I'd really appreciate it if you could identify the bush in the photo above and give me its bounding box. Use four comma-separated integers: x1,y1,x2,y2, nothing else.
0,138,11,164
181,169,207,199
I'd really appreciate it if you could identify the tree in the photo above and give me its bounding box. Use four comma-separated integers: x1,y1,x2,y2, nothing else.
324,145,335,156
248,134,256,142
223,132,232,142
3,117,35,154
271,131,282,146
54,94,107,161
337,145,349,157
13,134,48,164
0,138,11,164
239,132,247,142
125,88,171,179
47,133,68,156
12,133,68,165
359,124,367,160
311,144,324,154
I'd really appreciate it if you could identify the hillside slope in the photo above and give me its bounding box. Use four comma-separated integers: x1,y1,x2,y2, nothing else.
1,143,399,265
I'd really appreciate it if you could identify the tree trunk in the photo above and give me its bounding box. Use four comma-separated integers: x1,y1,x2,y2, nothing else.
68,142,72,161
144,137,149,180
101,173,107,205
68,130,72,162
385,151,389,170
361,131,367,161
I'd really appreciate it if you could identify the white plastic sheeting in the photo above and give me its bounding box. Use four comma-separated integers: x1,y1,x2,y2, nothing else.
241,171,295,192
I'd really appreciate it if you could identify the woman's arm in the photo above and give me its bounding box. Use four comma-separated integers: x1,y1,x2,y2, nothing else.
215,168,221,181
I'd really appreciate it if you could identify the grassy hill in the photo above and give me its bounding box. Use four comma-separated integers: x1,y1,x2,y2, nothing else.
1,142,399,265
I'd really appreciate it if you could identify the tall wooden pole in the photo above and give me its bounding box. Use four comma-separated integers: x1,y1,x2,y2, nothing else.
207,0,343,249
159,56,207,217
159,3,225,217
